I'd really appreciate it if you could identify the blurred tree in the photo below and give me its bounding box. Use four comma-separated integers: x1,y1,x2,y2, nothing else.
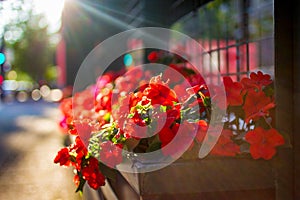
1,0,55,83
10,13,54,82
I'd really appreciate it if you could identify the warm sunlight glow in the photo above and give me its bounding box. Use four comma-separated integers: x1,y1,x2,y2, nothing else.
33,0,65,33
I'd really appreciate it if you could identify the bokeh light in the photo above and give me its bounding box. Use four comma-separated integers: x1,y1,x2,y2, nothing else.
50,89,63,102
40,85,51,98
31,89,41,101
16,91,28,102
0,53,6,65
123,54,133,67
7,70,17,80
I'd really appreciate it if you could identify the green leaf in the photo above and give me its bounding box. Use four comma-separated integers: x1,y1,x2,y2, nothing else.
103,113,111,122
146,141,161,153
160,105,167,112
75,173,86,193
111,137,117,143
127,113,134,118
88,134,101,158
263,85,274,97
70,155,77,163
203,97,211,107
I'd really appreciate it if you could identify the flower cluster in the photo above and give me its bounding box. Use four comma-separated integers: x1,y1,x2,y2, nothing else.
221,71,285,159
54,51,284,192
194,71,285,159
54,136,105,191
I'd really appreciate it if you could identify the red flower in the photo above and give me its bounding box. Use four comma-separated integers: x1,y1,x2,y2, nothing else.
143,75,178,106
241,71,272,90
243,90,275,123
211,129,240,157
68,137,89,170
115,67,145,93
100,141,123,168
153,104,181,134
96,74,113,90
147,51,159,62
113,93,149,139
112,94,132,126
60,98,73,117
196,120,208,143
73,121,93,147
158,127,176,147
245,127,284,160
81,157,105,189
165,107,181,127
160,121,196,157
223,76,244,107
95,88,112,112
54,147,71,166
122,117,148,139
185,84,210,113
82,95,94,110
73,174,80,187
72,136,88,154
59,116,68,132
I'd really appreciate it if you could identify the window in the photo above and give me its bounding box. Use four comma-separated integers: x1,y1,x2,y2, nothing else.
171,0,274,81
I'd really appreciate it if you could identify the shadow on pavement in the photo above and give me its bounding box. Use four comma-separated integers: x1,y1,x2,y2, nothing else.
0,101,81,200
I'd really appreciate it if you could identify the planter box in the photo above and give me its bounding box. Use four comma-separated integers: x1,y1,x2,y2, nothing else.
100,157,277,200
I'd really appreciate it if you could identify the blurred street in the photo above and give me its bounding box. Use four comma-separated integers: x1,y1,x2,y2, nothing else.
0,101,81,200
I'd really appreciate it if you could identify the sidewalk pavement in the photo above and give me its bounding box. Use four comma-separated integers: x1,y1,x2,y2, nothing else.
0,101,82,200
